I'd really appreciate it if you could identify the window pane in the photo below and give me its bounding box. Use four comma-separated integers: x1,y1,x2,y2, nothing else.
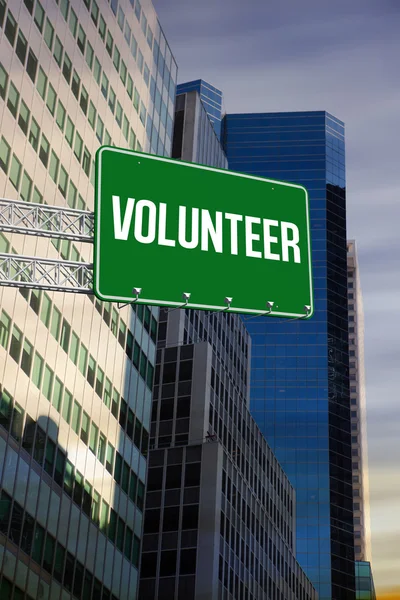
44,18,54,50
26,49,38,83
49,151,60,183
42,365,54,400
9,325,22,363
9,155,22,190
89,422,98,454
81,411,90,445
39,134,50,168
0,63,9,100
20,171,33,202
0,310,11,349
50,306,61,340
46,83,57,115
29,118,40,151
34,1,45,32
62,389,72,423
16,30,28,65
0,136,11,174
32,352,44,388
71,400,81,434
52,377,63,412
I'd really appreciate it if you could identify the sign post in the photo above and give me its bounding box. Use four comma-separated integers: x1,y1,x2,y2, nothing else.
94,147,313,318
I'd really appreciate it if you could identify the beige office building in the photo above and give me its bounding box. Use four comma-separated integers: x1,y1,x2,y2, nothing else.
0,0,176,598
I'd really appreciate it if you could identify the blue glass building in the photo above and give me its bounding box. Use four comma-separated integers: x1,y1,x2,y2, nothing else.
177,79,223,139
222,111,355,600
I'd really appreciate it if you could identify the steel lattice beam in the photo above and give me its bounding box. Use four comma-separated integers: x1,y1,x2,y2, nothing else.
0,198,94,242
0,253,93,293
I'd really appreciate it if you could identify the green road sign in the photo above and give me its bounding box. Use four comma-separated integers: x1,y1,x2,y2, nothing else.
94,147,313,318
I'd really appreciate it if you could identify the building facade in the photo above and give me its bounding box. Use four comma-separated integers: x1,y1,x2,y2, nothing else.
139,306,317,600
138,88,316,600
347,240,371,562
223,111,355,600
355,561,376,600
171,88,227,168
0,0,176,598
176,79,223,140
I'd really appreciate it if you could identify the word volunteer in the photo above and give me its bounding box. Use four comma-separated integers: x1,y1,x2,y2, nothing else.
111,196,302,264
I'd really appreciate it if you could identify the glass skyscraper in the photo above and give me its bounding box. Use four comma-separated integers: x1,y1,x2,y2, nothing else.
176,79,223,140
223,111,355,600
0,0,176,598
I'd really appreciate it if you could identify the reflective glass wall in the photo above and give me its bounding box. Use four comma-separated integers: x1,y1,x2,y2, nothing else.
222,111,355,600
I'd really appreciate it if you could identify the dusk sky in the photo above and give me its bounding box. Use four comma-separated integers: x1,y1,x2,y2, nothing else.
154,0,400,591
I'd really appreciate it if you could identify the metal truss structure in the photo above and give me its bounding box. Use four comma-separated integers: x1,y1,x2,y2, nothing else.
0,198,94,242
0,199,94,293
0,254,93,294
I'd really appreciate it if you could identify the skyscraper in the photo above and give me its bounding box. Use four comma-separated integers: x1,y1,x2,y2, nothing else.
347,240,371,562
0,0,176,598
138,89,317,600
176,79,223,140
223,111,355,600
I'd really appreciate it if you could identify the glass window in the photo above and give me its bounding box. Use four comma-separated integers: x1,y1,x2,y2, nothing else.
50,306,61,340
120,60,127,85
69,331,79,364
32,523,45,564
101,72,109,99
104,378,112,408
96,117,104,144
0,136,11,174
85,41,94,70
133,88,140,112
92,490,100,524
111,389,119,419
122,462,129,493
106,442,114,474
52,377,63,412
140,102,146,125
97,433,106,464
9,155,22,190
116,517,124,551
0,390,12,431
137,50,144,73
91,1,99,25
61,389,72,424
44,438,56,475
71,70,80,99
87,355,96,387
60,0,70,20
21,339,33,377
116,102,123,127
32,352,44,388
73,471,84,507
80,85,88,115
33,187,43,204
82,147,91,177
108,87,116,113
65,117,75,147
74,132,83,161
81,411,89,444
123,116,129,141
56,101,66,131
4,10,17,46
67,180,77,208
44,18,54,50
104,129,111,146
114,453,122,484
64,460,74,496
26,49,38,83
16,29,28,64
93,57,101,85
53,36,63,67
69,7,78,37
18,100,30,135
95,366,104,398
135,0,141,21
49,151,60,184
42,365,54,401
46,83,57,115
129,472,137,503
143,64,150,86
58,166,68,198
23,0,34,14
34,1,45,32
79,344,88,375
89,422,99,455
29,117,40,152
39,134,50,168
98,15,106,41
0,63,9,100
7,81,20,117
0,310,11,349
88,101,97,129
9,324,22,363
60,319,70,353
62,53,72,83
106,32,114,57
118,6,125,30
100,500,109,534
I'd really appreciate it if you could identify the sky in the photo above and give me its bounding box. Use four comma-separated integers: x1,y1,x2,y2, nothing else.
153,0,400,592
